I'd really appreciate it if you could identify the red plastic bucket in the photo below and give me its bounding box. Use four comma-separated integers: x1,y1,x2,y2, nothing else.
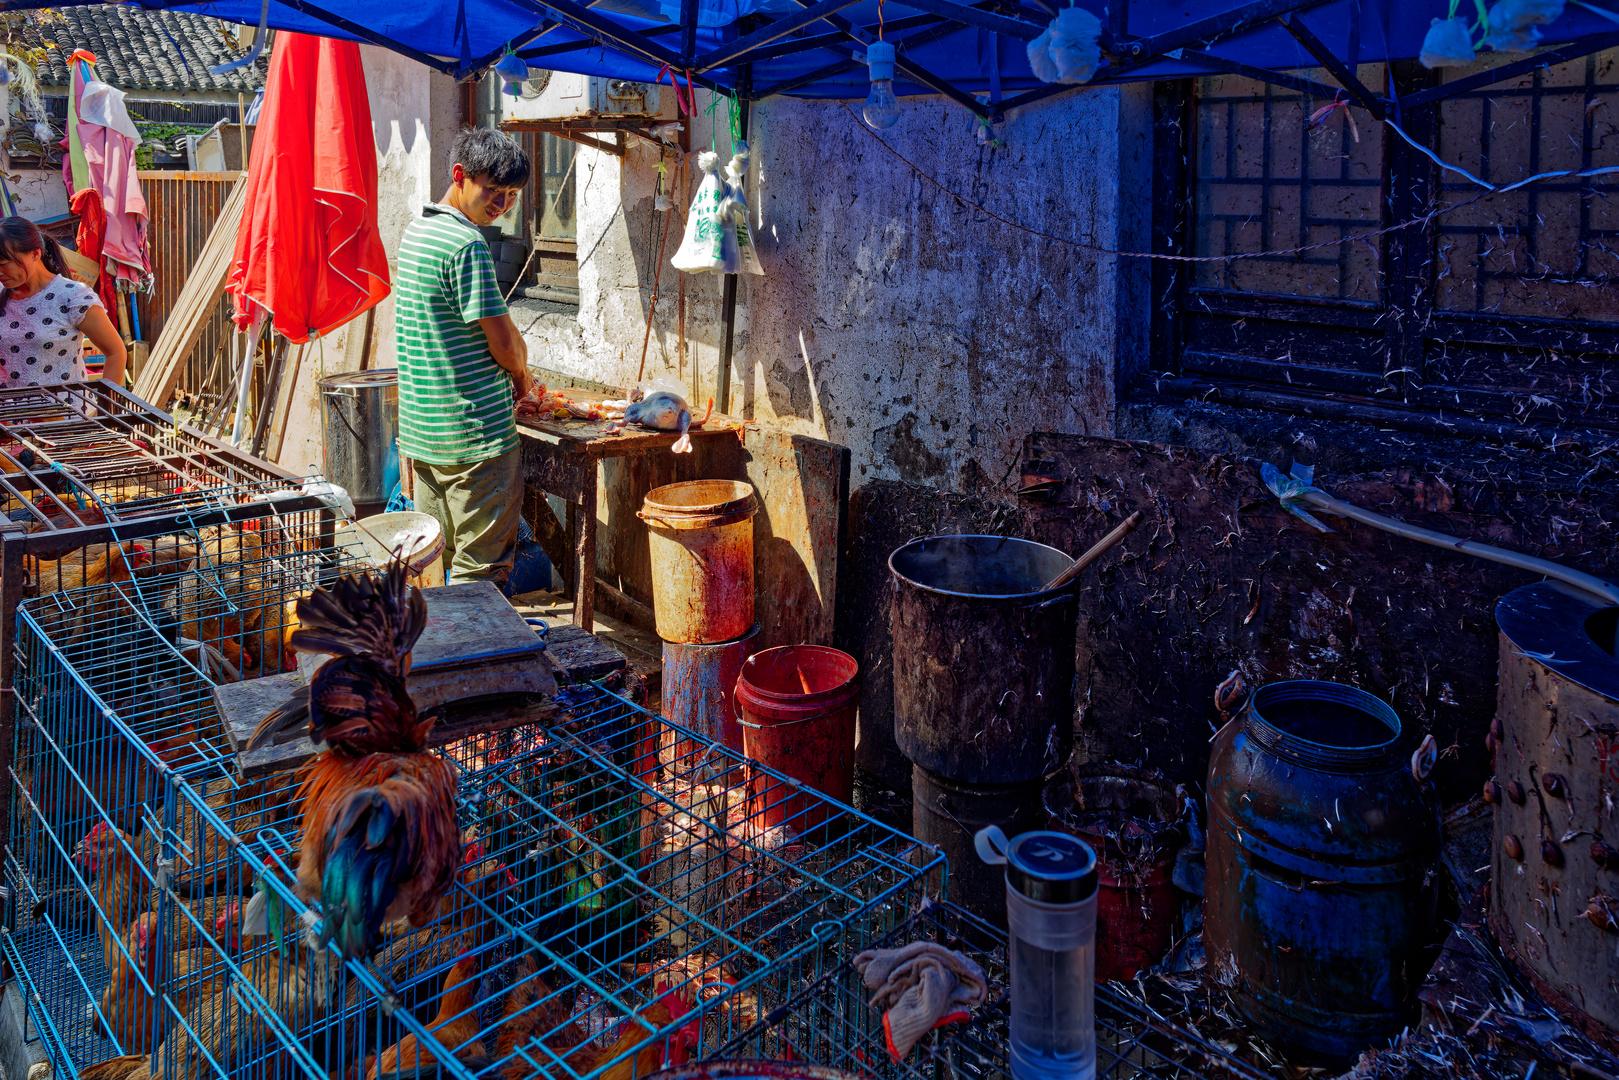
735,645,860,832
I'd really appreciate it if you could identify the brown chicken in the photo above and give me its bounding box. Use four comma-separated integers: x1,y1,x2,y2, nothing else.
246,562,457,961
76,823,144,976
82,930,315,1080
97,911,226,1054
366,955,487,1080
27,543,147,594
494,954,678,1080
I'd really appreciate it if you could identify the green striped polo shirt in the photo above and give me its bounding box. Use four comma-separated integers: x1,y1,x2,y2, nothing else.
395,204,516,466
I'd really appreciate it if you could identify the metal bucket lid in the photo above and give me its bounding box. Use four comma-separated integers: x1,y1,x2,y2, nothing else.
644,479,755,516
889,534,1075,600
1496,581,1619,704
977,826,1098,904
318,369,398,390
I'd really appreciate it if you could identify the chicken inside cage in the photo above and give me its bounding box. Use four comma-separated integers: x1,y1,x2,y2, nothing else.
5,542,945,1080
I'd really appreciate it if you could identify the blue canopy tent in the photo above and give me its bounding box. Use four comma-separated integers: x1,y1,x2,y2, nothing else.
11,0,1619,119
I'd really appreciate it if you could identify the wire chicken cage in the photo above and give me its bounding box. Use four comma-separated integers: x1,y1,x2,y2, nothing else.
226,682,947,1080
720,898,1271,1080
2,493,366,1079
0,380,343,845
6,578,947,1080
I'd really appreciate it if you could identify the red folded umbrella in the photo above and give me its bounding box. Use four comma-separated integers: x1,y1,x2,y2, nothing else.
228,33,390,343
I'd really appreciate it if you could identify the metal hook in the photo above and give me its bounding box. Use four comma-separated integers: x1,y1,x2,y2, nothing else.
211,0,271,76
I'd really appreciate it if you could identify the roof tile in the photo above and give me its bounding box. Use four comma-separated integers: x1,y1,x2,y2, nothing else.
22,7,270,95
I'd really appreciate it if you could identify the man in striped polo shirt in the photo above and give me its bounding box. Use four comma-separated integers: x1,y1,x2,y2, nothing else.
396,128,532,585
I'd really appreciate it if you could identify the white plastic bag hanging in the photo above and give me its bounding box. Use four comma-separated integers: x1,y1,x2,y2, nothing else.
722,141,764,276
671,151,735,274
1483,0,1565,50
1419,17,1476,67
1026,7,1102,85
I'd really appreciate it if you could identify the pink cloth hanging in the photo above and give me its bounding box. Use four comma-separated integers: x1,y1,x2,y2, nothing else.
61,51,151,310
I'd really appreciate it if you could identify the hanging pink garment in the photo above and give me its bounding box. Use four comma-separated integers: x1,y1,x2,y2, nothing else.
61,51,151,310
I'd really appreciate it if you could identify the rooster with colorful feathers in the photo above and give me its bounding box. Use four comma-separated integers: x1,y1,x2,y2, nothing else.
246,561,460,961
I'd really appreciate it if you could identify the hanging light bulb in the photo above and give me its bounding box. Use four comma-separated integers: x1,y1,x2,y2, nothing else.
862,41,901,130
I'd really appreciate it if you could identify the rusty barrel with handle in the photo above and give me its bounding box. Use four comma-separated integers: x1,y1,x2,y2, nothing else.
639,480,757,644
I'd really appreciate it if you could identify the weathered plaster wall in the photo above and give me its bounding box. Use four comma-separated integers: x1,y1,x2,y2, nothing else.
9,170,68,220
519,86,1153,497
361,45,459,372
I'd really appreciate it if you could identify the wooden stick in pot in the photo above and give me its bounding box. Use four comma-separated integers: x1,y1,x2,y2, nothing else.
1041,511,1145,592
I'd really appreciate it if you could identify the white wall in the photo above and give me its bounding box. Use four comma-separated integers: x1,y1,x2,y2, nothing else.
10,168,69,220
360,45,460,373
518,86,1153,497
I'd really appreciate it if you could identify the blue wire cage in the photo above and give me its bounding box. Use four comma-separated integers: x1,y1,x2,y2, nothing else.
224,680,946,1080
2,494,367,1080
3,504,947,1080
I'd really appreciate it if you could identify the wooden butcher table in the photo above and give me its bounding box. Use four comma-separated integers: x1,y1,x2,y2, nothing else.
516,388,745,632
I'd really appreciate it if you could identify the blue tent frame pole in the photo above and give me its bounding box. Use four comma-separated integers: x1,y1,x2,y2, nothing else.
280,0,462,73
716,65,751,415
694,0,869,72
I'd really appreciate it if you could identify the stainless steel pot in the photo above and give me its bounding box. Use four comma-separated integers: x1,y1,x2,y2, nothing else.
318,370,398,504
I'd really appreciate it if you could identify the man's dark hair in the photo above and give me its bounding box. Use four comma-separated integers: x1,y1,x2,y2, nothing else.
452,127,531,187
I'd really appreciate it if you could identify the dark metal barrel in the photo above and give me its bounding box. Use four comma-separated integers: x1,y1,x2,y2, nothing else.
911,764,1044,926
1205,680,1440,1062
889,535,1077,786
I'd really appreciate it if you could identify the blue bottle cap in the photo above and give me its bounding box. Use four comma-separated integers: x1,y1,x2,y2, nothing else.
1007,830,1097,904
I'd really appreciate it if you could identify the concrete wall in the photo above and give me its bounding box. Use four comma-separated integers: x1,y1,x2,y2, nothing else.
519,86,1154,497
10,168,69,219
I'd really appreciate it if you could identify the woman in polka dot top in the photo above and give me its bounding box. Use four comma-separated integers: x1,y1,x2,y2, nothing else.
0,217,127,389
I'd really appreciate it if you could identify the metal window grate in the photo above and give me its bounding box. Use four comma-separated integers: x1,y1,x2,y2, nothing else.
1191,67,1387,303
1435,49,1619,322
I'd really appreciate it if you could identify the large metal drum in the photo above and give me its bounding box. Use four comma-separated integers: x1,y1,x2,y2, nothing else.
1206,680,1440,1061
318,370,399,505
889,535,1077,786
912,764,1045,925
1492,582,1619,1051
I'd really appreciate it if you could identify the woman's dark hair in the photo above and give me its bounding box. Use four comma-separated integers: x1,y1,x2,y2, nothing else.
451,127,531,187
0,217,68,315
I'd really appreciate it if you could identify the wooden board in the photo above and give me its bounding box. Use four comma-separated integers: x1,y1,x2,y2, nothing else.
219,656,560,778
295,582,546,683
736,425,850,652
516,387,748,455
544,622,630,683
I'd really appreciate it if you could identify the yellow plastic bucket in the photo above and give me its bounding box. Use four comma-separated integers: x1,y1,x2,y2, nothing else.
337,511,447,590
639,480,756,644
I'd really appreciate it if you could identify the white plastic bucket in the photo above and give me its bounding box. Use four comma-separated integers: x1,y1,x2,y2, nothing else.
337,511,446,590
